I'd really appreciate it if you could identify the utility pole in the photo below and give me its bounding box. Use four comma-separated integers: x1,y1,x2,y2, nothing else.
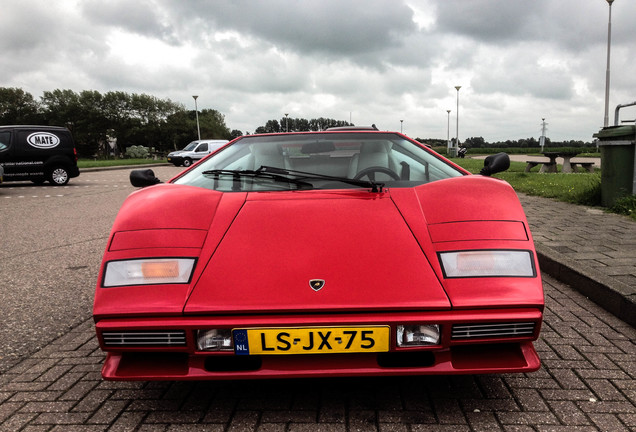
603,0,615,127
539,118,548,151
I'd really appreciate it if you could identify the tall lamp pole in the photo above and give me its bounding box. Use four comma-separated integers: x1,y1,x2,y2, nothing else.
400,119,403,133
446,110,451,153
284,113,289,132
192,95,201,140
455,86,461,156
603,0,615,128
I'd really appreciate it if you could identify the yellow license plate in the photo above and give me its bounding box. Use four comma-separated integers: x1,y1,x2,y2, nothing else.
233,326,390,355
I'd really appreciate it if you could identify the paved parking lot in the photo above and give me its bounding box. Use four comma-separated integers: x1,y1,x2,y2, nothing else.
1,167,634,431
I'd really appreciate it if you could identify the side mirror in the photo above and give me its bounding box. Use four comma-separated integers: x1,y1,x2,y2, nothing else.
480,152,510,176
130,169,161,187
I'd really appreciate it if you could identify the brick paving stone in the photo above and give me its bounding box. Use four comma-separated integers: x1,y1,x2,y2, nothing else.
377,409,436,424
546,400,591,426
17,426,51,432
465,411,504,431
377,424,409,432
287,424,346,432
86,399,128,424
145,410,203,424
59,381,98,402
106,410,146,432
432,399,467,424
588,413,632,432
7,391,63,403
137,425,169,432
167,426,224,432
256,424,287,432
617,412,636,427
0,401,25,423
317,405,346,424
49,426,106,432
201,409,233,425
260,409,317,424
71,389,112,414
225,410,259,431
496,411,560,426
19,400,76,413
509,389,548,412
30,411,92,425
412,425,471,431
0,413,37,432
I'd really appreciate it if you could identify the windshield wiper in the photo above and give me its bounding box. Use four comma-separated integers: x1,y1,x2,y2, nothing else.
257,166,384,193
201,169,314,191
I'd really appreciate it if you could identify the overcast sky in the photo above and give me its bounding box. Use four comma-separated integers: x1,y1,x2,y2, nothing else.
2,0,635,142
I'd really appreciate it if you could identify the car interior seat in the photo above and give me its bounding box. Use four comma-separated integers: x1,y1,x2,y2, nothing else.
249,144,290,170
347,141,400,180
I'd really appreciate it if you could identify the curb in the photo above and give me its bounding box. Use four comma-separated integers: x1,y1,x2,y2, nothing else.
536,243,636,327
79,163,172,173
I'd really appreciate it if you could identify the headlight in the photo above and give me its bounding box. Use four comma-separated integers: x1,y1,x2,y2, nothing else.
439,250,535,278
103,258,196,287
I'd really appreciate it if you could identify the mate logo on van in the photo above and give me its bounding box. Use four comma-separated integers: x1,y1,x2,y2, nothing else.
27,132,60,149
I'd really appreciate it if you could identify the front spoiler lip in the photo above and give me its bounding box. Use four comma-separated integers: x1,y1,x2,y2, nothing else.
101,341,541,380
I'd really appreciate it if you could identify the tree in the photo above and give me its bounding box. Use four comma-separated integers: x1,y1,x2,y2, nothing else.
0,87,40,124
255,117,351,133
197,109,232,141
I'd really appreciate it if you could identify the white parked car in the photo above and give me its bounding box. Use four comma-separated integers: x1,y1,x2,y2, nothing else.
167,139,228,167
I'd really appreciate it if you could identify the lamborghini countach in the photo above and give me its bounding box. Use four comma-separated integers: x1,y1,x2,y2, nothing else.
93,129,543,380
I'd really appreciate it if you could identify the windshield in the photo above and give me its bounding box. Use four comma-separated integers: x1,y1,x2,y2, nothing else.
173,132,464,192
182,141,198,151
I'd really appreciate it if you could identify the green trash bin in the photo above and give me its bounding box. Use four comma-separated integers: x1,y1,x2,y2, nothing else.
593,125,636,207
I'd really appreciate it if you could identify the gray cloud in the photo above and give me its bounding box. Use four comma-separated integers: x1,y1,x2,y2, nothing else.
2,0,635,141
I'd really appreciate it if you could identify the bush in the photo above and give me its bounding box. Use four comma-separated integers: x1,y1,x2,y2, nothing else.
125,145,150,159
610,195,636,221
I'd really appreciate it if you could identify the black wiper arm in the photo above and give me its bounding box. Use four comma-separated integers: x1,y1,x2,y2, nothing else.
258,166,384,193
201,169,313,191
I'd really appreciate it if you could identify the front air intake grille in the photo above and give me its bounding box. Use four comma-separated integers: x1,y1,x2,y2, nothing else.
451,322,536,340
102,330,187,347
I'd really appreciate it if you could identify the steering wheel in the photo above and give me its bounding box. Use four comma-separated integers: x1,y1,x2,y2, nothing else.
353,166,400,181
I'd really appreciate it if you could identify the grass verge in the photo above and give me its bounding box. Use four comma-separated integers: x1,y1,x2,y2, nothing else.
452,157,636,221
452,158,601,205
78,158,167,169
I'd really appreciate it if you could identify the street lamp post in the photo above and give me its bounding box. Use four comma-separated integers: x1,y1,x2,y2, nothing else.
400,119,403,133
455,86,461,157
284,113,289,132
603,0,615,128
446,110,451,153
192,95,201,140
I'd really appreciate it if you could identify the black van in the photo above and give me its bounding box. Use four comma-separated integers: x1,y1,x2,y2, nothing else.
0,125,80,185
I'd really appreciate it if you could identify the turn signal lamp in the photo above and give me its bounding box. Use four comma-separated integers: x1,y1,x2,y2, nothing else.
103,258,196,287
439,250,534,278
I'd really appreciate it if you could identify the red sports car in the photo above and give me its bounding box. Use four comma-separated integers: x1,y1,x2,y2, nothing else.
93,129,543,380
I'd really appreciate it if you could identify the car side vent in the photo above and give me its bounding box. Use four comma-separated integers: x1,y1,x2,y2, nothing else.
102,331,187,347
451,322,536,340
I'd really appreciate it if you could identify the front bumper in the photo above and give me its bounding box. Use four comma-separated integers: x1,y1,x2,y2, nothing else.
167,156,183,166
95,309,543,380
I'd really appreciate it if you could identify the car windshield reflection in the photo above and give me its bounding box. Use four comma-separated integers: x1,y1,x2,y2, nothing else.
173,132,464,191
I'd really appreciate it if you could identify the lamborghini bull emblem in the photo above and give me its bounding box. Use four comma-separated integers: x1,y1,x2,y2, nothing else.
309,279,325,291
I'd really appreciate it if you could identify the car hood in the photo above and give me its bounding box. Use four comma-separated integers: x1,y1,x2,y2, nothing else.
184,190,450,314
94,176,541,318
